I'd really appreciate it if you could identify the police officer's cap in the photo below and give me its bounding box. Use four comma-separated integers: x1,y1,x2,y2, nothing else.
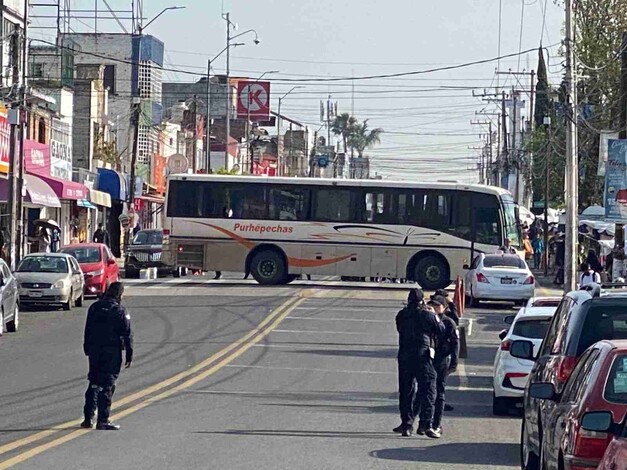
432,289,450,298
407,288,424,303
432,295,448,307
428,297,445,307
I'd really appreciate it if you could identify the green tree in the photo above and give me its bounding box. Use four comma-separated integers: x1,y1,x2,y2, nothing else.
93,131,120,169
348,120,384,158
331,113,357,154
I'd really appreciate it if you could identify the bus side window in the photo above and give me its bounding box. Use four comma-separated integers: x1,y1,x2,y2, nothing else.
473,193,500,245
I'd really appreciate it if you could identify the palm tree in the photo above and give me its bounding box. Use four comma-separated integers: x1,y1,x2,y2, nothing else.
330,113,357,153
348,119,383,158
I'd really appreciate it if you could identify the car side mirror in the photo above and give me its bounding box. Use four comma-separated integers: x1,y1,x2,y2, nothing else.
463,264,470,270
498,329,508,341
581,411,613,433
529,382,557,401
504,315,515,325
107,259,116,266
510,339,535,361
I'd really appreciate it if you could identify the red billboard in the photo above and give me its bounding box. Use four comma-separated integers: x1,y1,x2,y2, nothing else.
152,154,166,194
0,104,10,176
24,140,51,176
237,81,271,120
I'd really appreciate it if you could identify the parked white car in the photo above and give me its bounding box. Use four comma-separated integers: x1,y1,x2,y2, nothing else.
492,301,558,415
464,253,535,306
525,296,562,308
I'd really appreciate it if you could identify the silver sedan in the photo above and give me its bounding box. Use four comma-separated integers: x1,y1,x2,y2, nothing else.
15,253,85,310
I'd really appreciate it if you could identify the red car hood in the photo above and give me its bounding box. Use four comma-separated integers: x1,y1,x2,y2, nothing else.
80,262,104,273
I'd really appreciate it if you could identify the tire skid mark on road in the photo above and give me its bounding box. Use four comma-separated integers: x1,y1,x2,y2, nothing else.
0,294,307,468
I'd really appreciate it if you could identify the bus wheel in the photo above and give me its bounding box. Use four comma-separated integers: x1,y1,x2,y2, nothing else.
250,250,287,285
414,255,450,290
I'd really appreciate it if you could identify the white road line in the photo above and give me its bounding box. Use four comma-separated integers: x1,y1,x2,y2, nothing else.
272,329,395,336
285,316,390,323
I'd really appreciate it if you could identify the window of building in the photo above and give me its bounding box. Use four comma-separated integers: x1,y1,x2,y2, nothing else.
38,118,46,144
30,63,43,78
103,65,115,94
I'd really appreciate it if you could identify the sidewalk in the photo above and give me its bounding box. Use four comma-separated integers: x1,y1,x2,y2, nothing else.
531,268,564,297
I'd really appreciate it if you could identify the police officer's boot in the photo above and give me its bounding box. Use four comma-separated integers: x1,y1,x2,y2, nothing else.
96,421,120,431
80,418,93,429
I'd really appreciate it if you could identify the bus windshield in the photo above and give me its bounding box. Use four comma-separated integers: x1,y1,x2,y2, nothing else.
501,194,521,248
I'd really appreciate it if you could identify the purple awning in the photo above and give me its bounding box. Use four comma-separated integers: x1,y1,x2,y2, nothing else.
0,174,61,207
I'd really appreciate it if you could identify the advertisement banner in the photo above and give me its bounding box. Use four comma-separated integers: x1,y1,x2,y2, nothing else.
50,138,72,180
597,130,620,176
151,154,166,193
237,81,270,120
0,104,9,176
604,139,627,221
24,140,51,176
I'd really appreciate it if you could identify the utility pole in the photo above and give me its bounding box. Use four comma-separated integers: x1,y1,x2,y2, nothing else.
616,32,627,271
125,101,141,253
6,26,20,270
191,96,197,172
544,117,551,277
512,90,519,204
224,12,231,167
210,59,215,174
501,91,509,189
564,0,578,293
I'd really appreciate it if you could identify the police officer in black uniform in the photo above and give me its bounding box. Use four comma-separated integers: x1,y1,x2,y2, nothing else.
431,289,459,325
394,288,444,437
81,282,133,430
430,295,460,438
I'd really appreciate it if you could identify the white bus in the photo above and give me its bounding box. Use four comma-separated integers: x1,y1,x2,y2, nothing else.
162,175,521,288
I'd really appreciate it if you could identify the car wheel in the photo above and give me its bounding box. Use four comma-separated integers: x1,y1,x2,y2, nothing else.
469,288,480,307
492,392,510,416
124,268,138,279
521,418,540,470
414,255,450,290
250,250,287,285
63,290,73,311
173,266,182,278
6,303,19,332
76,292,84,307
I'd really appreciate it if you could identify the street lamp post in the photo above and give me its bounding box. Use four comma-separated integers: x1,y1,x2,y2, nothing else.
204,43,244,173
223,13,259,169
276,86,303,176
138,6,185,34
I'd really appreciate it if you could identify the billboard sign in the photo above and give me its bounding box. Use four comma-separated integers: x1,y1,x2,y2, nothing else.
50,138,72,180
0,104,9,176
24,140,51,176
604,139,627,221
597,130,619,176
237,81,270,120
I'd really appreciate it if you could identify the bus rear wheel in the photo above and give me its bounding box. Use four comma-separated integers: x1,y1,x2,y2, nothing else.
250,250,287,285
414,255,450,290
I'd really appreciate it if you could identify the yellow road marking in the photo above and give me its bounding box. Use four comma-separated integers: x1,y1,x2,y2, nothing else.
0,296,307,469
0,295,303,462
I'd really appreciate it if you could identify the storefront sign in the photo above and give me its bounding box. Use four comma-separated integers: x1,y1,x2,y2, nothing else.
24,140,51,176
50,138,72,181
0,104,10,176
152,154,166,193
604,139,627,221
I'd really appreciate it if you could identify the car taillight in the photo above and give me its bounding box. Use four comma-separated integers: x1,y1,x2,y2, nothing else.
500,340,512,351
505,372,528,379
523,275,535,285
557,356,578,383
573,426,612,461
163,229,170,235
477,272,489,283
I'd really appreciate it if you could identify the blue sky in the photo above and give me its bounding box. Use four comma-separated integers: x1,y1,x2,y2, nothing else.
32,0,565,182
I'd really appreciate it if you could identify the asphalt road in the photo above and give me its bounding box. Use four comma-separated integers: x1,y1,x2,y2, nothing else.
0,275,562,469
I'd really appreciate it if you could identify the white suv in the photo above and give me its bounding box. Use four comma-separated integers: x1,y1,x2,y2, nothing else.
492,302,557,415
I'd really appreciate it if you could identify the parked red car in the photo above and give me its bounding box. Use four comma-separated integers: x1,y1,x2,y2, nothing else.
60,243,119,296
598,419,627,470
526,339,627,470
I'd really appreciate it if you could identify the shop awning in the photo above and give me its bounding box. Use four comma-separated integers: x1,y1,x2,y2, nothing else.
30,173,89,200
89,189,112,208
97,168,127,201
77,199,97,209
136,194,165,204
0,174,61,207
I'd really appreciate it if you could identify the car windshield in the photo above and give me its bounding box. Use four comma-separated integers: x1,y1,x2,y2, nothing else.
484,255,525,269
17,256,68,273
512,318,552,339
577,303,627,355
133,231,162,245
604,354,627,405
61,247,101,263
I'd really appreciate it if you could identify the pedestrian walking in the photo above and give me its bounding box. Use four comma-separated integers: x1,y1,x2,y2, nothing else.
498,238,517,254
579,263,601,287
430,296,460,438
93,223,110,247
393,288,444,437
531,234,544,270
81,282,133,430
37,227,51,253
51,227,61,252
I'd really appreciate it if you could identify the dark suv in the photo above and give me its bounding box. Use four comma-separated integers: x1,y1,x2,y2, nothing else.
124,229,181,278
512,288,627,470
